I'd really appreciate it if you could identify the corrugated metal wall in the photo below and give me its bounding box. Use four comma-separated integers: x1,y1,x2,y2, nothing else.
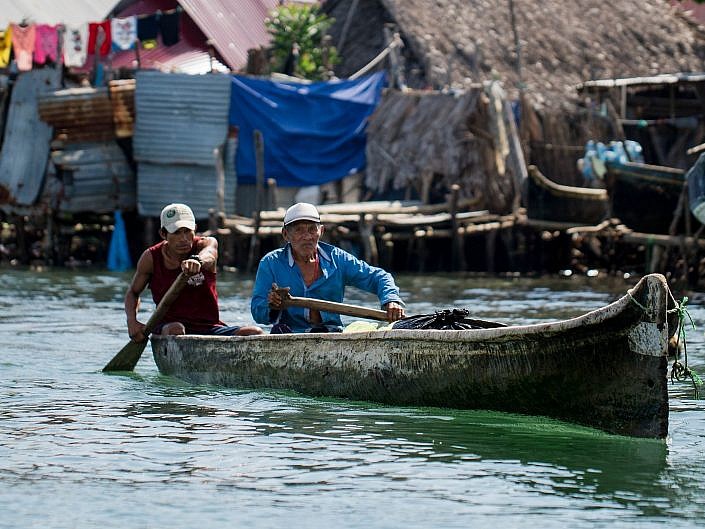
0,75,9,153
0,69,62,206
37,81,137,214
50,142,136,214
134,71,236,219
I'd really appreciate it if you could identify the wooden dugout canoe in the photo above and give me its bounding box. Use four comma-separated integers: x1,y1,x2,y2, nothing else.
152,274,674,439
526,165,609,225
604,161,695,234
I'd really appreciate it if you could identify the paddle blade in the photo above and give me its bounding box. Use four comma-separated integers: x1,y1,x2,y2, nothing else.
102,339,148,372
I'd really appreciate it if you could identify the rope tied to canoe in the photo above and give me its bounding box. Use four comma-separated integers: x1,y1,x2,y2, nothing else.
626,291,655,319
628,289,702,397
667,295,702,398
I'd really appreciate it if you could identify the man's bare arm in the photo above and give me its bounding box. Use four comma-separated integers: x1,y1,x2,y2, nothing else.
124,250,153,341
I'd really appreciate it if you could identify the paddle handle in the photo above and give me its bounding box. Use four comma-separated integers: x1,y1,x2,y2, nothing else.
283,294,389,321
143,272,190,335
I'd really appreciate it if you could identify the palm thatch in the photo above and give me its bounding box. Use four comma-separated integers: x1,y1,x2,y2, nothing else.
325,0,705,188
327,0,705,105
366,85,522,213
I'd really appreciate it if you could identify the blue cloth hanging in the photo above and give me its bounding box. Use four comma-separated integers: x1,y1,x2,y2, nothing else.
107,210,132,271
229,72,387,187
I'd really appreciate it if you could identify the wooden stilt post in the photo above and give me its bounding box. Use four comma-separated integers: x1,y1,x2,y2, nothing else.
486,229,497,273
457,227,466,271
359,213,378,266
381,234,394,271
648,244,663,274
44,209,55,266
449,184,460,270
15,215,27,265
267,178,278,210
214,144,225,217
144,217,155,248
247,130,265,273
406,232,416,270
416,229,427,273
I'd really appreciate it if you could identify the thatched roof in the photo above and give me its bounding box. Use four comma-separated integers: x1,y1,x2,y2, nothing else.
365,84,523,213
325,0,705,107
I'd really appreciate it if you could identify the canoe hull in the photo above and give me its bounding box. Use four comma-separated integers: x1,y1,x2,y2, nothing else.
153,274,671,438
526,166,608,224
605,162,694,234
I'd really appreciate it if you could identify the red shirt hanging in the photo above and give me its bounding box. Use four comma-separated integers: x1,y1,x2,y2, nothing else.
87,21,111,56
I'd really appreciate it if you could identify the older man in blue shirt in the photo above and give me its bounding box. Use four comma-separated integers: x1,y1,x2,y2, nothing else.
251,203,405,333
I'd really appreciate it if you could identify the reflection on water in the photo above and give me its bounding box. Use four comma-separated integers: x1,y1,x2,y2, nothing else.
122,378,670,502
0,268,704,528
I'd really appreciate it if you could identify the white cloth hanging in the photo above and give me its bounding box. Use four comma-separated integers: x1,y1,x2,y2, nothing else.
111,16,137,51
63,24,88,67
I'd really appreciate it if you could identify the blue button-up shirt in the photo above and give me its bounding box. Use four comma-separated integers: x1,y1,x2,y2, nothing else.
251,241,403,332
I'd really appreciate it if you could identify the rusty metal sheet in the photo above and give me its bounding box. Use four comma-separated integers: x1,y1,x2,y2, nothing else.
38,86,115,144
0,69,62,206
109,79,136,139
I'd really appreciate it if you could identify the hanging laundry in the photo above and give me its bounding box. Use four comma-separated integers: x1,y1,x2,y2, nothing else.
159,9,181,46
63,24,88,67
88,20,111,56
10,23,36,71
0,27,12,68
137,13,159,49
111,16,137,51
34,24,59,64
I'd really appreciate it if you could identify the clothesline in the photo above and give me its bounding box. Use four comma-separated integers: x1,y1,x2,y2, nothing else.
0,7,183,71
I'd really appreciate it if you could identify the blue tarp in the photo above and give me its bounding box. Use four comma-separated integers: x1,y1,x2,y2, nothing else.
229,72,387,187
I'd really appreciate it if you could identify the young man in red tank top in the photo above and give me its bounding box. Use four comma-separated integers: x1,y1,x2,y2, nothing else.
125,203,263,342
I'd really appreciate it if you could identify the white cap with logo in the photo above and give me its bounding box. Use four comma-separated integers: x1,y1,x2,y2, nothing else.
283,203,321,226
160,203,196,233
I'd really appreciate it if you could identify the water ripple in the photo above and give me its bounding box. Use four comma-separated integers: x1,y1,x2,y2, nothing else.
1,269,704,528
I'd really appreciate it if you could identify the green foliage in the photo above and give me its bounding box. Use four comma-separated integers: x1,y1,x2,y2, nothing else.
265,4,338,80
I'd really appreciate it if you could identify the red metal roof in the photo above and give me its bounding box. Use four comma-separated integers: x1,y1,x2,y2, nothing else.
111,0,318,73
112,0,228,73
672,0,705,24
177,0,280,71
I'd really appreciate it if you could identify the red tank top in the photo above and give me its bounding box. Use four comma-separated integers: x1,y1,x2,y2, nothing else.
148,238,224,333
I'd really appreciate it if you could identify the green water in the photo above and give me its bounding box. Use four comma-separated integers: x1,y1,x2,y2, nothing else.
1,269,703,528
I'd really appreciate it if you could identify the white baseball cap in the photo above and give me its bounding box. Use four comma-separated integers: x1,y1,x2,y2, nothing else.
160,203,196,233
283,202,321,226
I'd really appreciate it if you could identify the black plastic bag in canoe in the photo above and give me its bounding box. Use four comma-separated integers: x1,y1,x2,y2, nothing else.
391,309,507,330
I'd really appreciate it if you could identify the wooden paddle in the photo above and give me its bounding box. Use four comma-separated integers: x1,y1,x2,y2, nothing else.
274,286,507,329
103,272,190,372
274,285,389,321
